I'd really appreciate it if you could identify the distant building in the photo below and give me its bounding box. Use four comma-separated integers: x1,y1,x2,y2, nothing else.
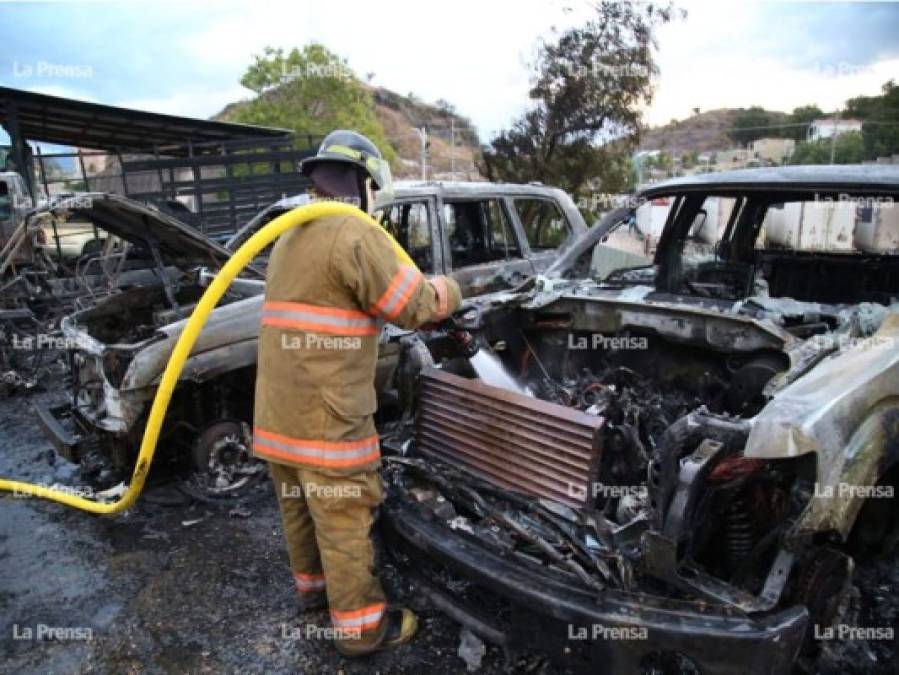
751,137,796,164
807,118,863,142
714,148,752,171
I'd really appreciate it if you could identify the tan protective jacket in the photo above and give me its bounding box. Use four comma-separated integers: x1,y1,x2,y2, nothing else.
253,212,461,473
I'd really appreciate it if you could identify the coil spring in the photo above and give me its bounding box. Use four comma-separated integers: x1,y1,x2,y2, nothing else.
724,490,756,569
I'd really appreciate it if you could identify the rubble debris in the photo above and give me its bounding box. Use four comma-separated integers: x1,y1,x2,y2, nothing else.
457,629,487,672
228,505,252,519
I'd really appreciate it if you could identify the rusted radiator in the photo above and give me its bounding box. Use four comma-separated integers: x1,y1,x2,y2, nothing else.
416,368,604,508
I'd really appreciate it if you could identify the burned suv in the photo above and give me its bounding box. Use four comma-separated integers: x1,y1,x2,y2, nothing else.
380,166,899,673
39,183,586,501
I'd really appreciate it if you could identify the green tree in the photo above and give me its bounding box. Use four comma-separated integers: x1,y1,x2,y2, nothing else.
849,80,899,159
787,105,824,141
790,131,865,165
729,107,773,146
226,44,396,164
480,1,680,199
681,150,699,169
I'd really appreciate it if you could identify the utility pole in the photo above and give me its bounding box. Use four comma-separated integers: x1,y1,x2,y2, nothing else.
415,127,428,180
829,111,839,164
450,118,455,178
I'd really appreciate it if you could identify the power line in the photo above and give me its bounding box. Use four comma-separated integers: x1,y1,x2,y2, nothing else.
654,119,899,134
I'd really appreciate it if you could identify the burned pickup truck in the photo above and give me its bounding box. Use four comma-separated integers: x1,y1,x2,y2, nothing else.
381,166,899,673
39,182,586,501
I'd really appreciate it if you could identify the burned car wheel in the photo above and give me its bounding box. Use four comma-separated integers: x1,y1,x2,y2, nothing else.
179,420,267,504
792,547,855,653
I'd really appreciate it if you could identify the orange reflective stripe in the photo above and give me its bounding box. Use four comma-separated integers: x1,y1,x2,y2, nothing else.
331,602,386,632
370,265,422,321
253,428,380,468
262,301,379,336
293,571,326,592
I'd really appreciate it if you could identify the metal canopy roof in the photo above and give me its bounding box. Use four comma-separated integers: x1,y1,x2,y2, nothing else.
0,85,291,154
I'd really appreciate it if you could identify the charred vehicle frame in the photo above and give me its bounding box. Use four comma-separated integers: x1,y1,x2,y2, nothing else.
379,166,899,674
38,183,587,502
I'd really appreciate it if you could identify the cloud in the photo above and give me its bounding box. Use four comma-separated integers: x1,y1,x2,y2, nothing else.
174,0,594,138
2,0,896,144
116,85,251,120
646,1,899,126
753,2,899,69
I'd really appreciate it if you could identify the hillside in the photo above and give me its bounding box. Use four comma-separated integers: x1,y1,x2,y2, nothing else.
638,108,793,154
216,85,482,180
370,87,481,180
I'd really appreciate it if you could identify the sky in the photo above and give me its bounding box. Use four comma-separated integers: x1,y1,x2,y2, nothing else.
0,0,897,147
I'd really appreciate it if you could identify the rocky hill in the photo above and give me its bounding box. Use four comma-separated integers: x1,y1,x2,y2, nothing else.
638,108,792,154
370,87,481,180
216,85,483,181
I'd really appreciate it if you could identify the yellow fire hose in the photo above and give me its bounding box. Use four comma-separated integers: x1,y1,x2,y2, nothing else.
0,202,415,514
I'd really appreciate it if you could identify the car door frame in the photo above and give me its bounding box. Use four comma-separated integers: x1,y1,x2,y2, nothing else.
375,195,443,275
436,191,534,295
504,193,575,274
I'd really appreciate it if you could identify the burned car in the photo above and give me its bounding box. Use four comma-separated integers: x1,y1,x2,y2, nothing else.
39,182,586,501
380,166,899,673
35,193,265,498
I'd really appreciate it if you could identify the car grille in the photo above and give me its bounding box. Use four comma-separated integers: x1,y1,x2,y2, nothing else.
416,368,604,508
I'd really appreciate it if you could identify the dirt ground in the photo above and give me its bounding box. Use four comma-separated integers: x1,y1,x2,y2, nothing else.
0,383,896,675
0,386,524,675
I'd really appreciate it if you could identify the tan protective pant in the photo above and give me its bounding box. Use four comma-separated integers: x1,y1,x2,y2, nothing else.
268,461,388,647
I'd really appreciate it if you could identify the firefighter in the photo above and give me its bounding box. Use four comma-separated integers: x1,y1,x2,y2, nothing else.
254,130,462,656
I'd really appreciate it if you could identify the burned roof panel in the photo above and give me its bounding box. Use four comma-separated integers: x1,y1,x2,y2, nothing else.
641,164,899,198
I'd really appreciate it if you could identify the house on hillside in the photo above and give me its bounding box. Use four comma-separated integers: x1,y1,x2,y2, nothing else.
713,147,753,171
750,137,796,164
807,118,863,142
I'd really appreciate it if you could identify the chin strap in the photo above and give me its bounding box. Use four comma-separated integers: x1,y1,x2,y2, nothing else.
356,171,369,213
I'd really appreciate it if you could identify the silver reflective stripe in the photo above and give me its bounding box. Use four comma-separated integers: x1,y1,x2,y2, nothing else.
262,308,378,330
332,607,385,628
379,266,421,319
254,435,379,462
295,576,326,590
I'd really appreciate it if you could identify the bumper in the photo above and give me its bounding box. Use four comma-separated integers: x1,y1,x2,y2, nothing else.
383,501,807,674
35,402,82,462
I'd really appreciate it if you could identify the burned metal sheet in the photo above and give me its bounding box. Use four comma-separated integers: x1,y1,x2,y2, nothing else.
416,368,604,508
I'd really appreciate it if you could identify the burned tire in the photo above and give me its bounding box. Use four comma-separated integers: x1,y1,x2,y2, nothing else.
848,467,898,557
792,547,855,657
178,419,268,505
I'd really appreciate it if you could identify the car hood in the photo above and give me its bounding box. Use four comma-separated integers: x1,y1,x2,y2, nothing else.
39,192,234,269
544,205,634,278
